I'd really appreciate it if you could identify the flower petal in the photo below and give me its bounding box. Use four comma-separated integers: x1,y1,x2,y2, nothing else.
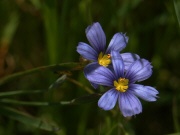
86,22,106,53
106,33,128,53
83,62,100,89
84,62,115,87
77,42,98,61
125,59,152,83
121,53,140,70
119,92,142,117
98,89,118,110
130,84,159,101
111,51,124,78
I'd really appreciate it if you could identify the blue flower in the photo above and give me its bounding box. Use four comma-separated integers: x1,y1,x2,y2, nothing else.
77,22,140,87
85,51,159,117
77,22,129,66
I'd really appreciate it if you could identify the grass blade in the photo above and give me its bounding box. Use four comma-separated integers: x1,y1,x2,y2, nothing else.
0,99,72,106
0,62,81,85
0,90,46,97
0,93,101,106
49,74,67,89
174,0,180,27
0,106,59,131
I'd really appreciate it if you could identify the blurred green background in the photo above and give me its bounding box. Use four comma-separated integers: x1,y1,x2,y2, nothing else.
0,0,180,135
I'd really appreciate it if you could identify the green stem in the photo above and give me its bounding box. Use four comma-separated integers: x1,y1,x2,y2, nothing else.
174,0,180,27
67,77,94,94
172,96,180,132
0,98,72,106
0,106,59,131
0,62,81,86
0,90,46,97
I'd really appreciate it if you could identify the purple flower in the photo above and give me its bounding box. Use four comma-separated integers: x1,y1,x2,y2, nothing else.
77,22,139,87
77,22,129,66
85,51,159,117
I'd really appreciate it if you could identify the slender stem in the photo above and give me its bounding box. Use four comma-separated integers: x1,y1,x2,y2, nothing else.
174,0,180,27
0,90,46,97
67,77,94,94
0,98,72,106
172,96,180,132
0,62,81,86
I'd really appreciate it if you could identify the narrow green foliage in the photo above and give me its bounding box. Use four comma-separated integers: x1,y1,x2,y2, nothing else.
0,94,101,106
0,99,72,106
174,0,180,27
0,106,59,131
42,0,59,64
0,62,81,85
1,12,19,45
167,133,180,135
0,90,46,97
49,74,67,89
173,97,180,132
0,0,179,134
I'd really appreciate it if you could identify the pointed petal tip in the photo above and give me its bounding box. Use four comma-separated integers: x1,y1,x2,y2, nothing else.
119,32,129,43
130,84,159,102
106,32,129,53
123,111,142,117
85,22,100,33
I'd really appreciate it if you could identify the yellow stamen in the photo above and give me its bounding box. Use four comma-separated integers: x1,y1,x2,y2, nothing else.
114,78,129,92
98,52,111,67
107,54,111,58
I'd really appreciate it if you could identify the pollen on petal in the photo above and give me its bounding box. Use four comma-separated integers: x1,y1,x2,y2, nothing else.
107,54,111,58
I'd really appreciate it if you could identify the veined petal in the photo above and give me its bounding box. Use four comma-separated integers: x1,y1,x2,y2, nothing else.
84,62,115,87
84,62,99,77
77,42,98,61
130,84,159,101
86,22,106,53
106,33,128,53
111,51,124,78
125,59,152,83
98,89,118,110
118,92,142,117
121,53,140,71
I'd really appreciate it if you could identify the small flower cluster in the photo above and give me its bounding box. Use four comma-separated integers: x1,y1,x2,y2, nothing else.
77,22,158,117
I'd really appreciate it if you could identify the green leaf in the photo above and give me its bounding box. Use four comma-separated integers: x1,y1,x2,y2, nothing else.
42,0,59,64
0,106,59,131
0,99,72,106
1,12,19,46
0,62,82,86
174,0,180,27
0,93,101,106
167,133,180,135
0,90,46,97
49,74,67,89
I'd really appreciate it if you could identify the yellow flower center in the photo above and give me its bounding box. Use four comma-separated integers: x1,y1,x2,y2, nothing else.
114,78,129,92
98,52,111,67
